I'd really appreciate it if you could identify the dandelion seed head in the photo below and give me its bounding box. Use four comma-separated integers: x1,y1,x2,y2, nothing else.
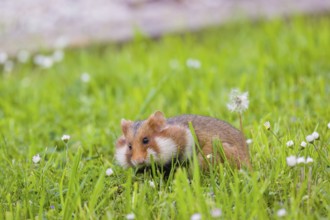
32,154,41,164
286,155,297,167
106,168,114,176
227,88,249,113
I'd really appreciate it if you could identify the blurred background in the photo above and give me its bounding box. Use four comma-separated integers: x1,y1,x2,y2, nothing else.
1,0,330,55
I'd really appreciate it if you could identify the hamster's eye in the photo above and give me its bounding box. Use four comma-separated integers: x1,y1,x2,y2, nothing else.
128,144,132,150
142,137,149,144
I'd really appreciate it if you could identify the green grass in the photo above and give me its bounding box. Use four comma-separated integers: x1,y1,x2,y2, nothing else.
0,15,330,219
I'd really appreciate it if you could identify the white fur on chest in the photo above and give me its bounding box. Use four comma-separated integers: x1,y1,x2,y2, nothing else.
155,137,178,164
115,146,130,168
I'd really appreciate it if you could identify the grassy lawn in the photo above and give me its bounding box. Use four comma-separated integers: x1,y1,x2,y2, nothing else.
0,15,329,219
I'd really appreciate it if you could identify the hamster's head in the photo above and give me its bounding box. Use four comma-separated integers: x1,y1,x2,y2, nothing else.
118,111,187,167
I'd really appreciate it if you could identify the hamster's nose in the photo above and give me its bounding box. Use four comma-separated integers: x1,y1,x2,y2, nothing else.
132,158,145,166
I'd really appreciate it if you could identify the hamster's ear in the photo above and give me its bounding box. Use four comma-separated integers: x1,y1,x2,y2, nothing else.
121,119,133,136
147,111,166,131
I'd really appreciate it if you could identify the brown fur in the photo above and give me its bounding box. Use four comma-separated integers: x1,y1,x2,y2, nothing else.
116,111,251,169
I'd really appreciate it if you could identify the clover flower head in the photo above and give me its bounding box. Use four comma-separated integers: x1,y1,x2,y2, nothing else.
286,140,294,147
210,208,222,217
286,155,297,167
227,88,249,113
32,154,41,164
296,157,306,164
306,157,314,164
277,208,287,217
300,141,307,148
149,181,155,188
264,121,271,130
190,213,202,220
106,168,114,176
206,154,213,159
311,131,319,140
306,135,314,143
246,139,253,145
61,134,71,143
126,213,135,220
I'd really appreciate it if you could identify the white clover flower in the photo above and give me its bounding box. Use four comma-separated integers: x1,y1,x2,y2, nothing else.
306,135,314,143
246,139,253,145
190,213,202,220
311,131,319,140
61,134,71,143
126,213,135,220
52,50,64,62
328,122,330,129
0,52,8,64
306,157,314,164
32,154,41,164
296,157,306,164
286,155,297,167
286,140,294,147
227,89,249,113
186,58,201,69
277,208,287,217
149,181,155,188
17,50,30,63
106,168,114,176
206,154,213,159
300,141,307,148
210,208,222,217
81,72,90,83
264,121,271,130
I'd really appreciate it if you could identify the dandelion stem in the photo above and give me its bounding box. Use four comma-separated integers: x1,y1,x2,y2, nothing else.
238,113,243,133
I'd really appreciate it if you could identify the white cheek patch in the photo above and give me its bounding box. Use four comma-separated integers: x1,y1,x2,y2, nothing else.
115,146,130,168
183,130,194,159
155,137,178,164
145,148,158,164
